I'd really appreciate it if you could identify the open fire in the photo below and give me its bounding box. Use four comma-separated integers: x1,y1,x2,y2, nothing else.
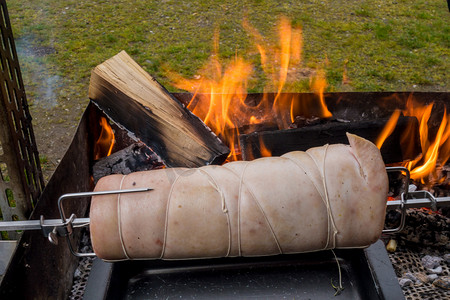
166,16,449,185
168,17,332,161
377,94,450,184
93,116,115,160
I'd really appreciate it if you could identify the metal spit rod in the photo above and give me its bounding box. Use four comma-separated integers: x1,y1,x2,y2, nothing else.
0,217,90,232
0,193,446,230
0,188,151,233
0,187,152,257
0,168,449,255
386,195,450,211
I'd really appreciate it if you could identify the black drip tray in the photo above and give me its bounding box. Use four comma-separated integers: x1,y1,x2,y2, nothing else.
84,240,404,300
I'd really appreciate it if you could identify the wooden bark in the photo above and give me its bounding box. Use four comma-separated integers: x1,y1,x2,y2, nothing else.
240,116,421,164
89,51,229,168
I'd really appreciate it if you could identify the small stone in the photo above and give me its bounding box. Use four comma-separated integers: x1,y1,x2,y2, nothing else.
399,278,413,288
408,184,417,192
421,255,442,269
433,276,450,290
444,254,450,264
428,266,443,274
415,272,429,284
404,272,418,282
73,268,81,279
427,274,438,282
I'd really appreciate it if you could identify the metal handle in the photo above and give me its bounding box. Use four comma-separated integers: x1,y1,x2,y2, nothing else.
58,187,152,257
382,167,409,234
0,187,152,258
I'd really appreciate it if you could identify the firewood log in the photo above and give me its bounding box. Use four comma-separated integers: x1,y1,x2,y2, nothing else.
90,133,388,261
89,51,229,167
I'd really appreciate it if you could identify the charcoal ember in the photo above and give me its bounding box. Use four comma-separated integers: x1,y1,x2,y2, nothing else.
422,255,443,269
444,253,450,264
385,210,401,228
427,266,443,274
427,274,439,282
442,164,450,172
399,278,413,288
93,142,165,183
73,268,82,279
236,122,278,135
404,272,419,283
386,208,450,248
433,276,450,290
289,115,321,128
81,231,90,246
408,184,417,192
387,171,407,198
414,272,430,283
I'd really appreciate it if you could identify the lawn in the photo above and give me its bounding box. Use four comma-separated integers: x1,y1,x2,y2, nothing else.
6,0,450,179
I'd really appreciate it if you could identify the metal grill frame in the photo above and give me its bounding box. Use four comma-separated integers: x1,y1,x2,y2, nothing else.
0,0,44,234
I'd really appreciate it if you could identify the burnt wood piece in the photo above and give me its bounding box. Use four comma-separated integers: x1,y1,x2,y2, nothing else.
93,142,165,183
88,51,229,168
240,116,420,164
173,92,450,129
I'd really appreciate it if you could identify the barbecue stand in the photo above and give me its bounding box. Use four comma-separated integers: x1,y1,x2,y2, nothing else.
1,166,449,299
2,90,448,298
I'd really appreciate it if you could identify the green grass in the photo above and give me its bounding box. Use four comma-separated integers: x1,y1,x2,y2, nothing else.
8,0,449,99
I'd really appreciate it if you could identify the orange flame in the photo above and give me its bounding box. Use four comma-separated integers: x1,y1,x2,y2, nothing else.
376,109,401,149
406,104,449,182
259,136,272,157
378,96,450,183
311,69,333,119
94,117,115,160
169,17,332,160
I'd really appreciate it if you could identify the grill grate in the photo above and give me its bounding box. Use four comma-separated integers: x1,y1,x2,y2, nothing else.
0,0,44,237
69,230,94,300
389,248,450,299
387,207,450,300
68,256,94,300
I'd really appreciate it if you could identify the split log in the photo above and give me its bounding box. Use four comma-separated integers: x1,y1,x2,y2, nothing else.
239,116,421,164
92,142,165,183
89,51,229,168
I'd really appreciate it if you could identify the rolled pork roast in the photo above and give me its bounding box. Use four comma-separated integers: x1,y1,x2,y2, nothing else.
90,133,388,261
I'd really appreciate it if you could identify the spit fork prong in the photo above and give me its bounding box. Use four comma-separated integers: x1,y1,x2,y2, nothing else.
0,187,152,257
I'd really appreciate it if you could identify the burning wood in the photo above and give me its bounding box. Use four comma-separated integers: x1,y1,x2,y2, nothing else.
89,51,230,168
239,115,421,164
167,17,332,161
